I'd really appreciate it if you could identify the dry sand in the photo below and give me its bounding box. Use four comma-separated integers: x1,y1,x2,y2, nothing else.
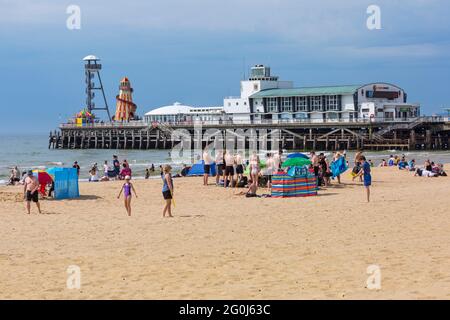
0,166,449,299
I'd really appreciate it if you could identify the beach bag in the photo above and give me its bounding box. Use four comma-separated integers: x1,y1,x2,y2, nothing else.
258,176,268,188
237,176,248,188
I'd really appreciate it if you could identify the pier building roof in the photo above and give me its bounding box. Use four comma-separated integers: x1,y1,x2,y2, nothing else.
249,85,361,98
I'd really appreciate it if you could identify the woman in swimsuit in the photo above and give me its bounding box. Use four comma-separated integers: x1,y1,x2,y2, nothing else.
162,165,174,218
117,175,137,216
249,152,260,191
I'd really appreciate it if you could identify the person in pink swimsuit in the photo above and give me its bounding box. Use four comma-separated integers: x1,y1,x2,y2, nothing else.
117,175,137,216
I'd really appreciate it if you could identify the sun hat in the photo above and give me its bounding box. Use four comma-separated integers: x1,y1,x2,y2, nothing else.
124,175,131,180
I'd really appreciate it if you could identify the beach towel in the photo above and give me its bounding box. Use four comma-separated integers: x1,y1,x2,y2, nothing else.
330,157,348,178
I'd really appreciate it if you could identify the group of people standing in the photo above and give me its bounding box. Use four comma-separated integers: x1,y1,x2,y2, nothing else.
202,148,282,196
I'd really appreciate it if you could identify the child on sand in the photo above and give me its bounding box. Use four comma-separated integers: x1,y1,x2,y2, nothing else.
162,165,174,218
353,156,371,202
117,175,137,216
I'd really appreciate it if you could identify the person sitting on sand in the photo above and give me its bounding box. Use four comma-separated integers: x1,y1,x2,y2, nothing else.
398,157,408,170
8,166,20,185
23,170,41,214
89,165,99,182
235,180,258,197
161,165,174,218
388,155,395,166
407,159,416,171
119,163,132,180
117,175,137,216
379,159,387,167
180,164,190,177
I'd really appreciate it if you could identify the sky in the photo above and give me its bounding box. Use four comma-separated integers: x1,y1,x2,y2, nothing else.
0,0,450,133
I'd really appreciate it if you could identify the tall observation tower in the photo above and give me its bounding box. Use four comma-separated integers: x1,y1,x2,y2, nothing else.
83,55,111,121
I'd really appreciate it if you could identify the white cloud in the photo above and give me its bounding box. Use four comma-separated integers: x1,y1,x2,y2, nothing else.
1,0,449,54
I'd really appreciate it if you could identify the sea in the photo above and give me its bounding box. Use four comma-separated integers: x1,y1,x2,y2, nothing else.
1,133,450,184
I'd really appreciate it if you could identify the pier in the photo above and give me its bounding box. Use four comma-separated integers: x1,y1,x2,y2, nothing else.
50,116,450,151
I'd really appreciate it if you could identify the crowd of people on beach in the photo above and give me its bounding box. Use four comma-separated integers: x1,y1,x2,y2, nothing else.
5,148,447,216
377,154,447,177
199,148,353,199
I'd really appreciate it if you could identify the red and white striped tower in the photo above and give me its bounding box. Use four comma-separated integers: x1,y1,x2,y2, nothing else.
115,77,137,121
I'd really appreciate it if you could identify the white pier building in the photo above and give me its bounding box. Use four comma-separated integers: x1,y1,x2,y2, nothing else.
144,65,420,124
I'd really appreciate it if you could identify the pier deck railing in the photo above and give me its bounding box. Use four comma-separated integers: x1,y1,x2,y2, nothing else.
59,116,447,129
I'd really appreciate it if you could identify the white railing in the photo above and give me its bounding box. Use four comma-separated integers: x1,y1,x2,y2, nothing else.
60,121,146,129
59,116,446,129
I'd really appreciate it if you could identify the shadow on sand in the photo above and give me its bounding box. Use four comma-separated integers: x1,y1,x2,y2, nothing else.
178,214,205,218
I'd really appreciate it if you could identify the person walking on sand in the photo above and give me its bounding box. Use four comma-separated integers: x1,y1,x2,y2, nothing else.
353,156,371,202
203,147,212,186
23,170,41,214
117,175,137,216
162,165,174,218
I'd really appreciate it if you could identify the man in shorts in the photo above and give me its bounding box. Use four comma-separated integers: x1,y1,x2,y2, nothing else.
23,170,41,214
215,149,224,186
235,151,245,185
224,150,235,188
203,147,213,186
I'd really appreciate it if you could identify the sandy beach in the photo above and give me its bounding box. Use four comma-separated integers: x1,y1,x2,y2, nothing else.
0,166,449,299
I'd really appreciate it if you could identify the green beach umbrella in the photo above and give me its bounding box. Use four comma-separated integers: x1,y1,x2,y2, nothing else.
281,157,311,168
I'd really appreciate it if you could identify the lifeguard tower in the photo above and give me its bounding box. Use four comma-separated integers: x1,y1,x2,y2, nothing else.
83,55,111,121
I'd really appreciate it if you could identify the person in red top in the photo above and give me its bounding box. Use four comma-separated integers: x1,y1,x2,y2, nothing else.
119,163,132,180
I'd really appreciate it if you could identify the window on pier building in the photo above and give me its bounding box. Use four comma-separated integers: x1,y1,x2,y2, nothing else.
294,96,308,111
326,95,339,111
311,96,322,111
267,97,278,112
281,97,292,112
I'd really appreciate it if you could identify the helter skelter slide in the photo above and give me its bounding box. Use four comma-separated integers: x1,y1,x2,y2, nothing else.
115,77,137,121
